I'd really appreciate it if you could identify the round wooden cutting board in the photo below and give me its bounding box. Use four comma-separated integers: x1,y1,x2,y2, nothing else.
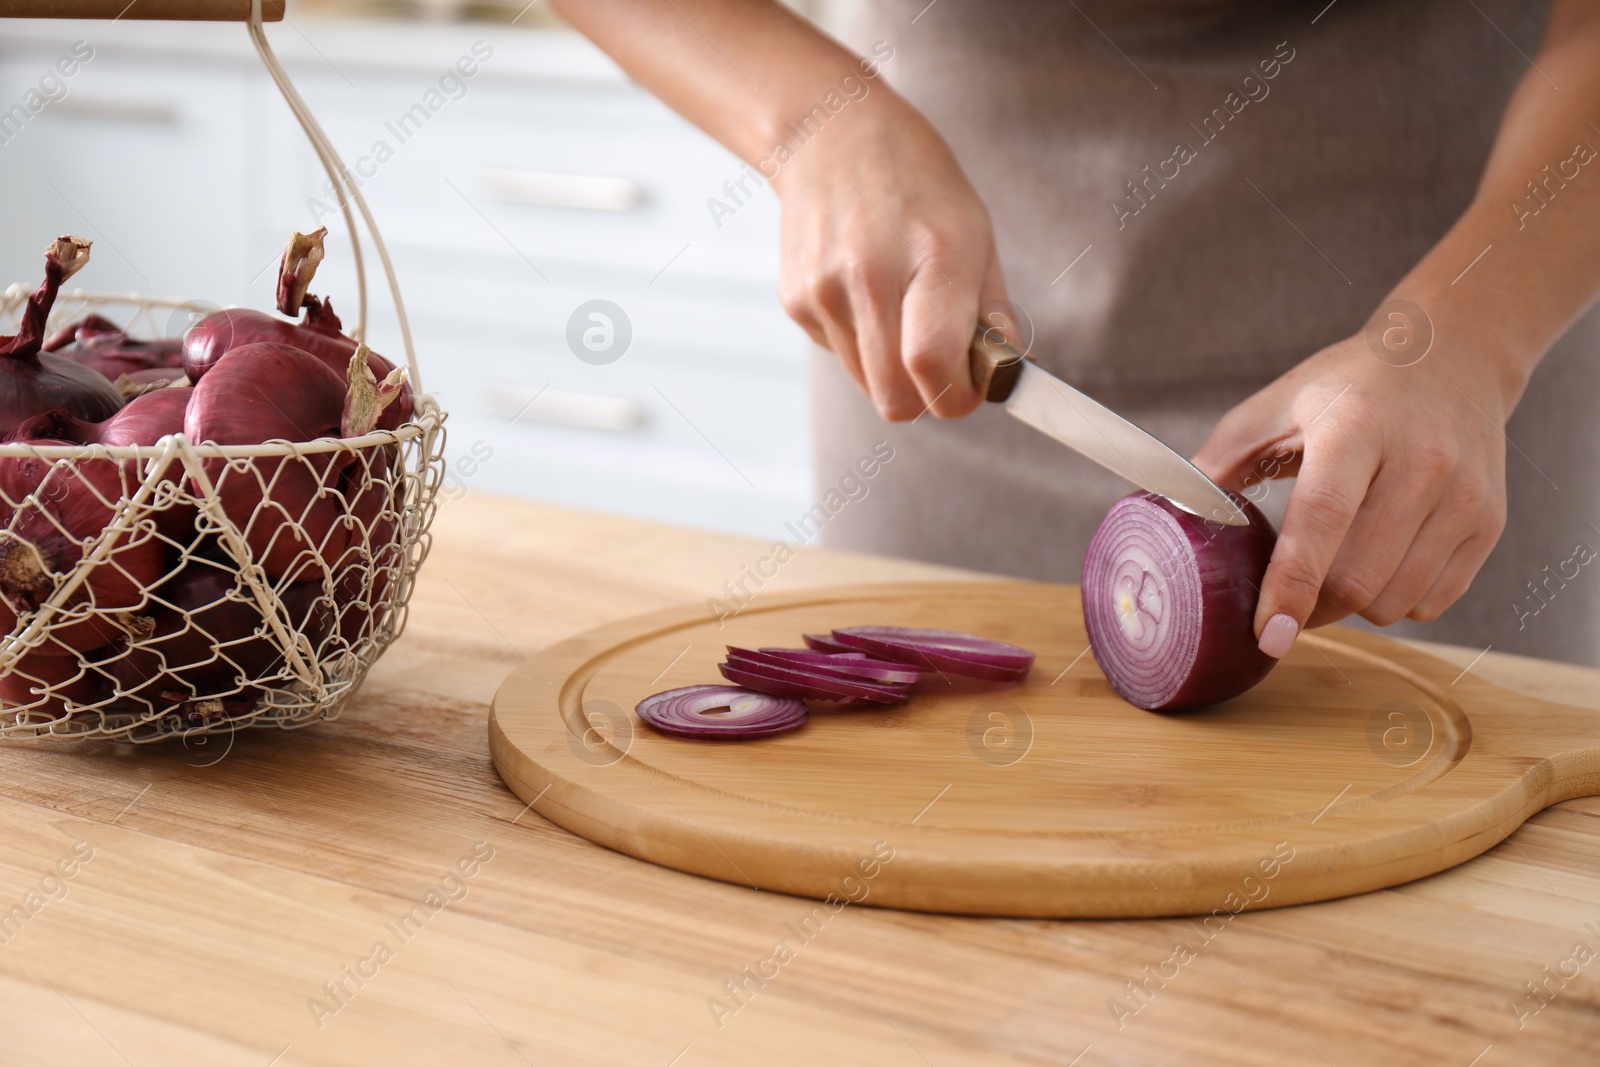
489,582,1600,918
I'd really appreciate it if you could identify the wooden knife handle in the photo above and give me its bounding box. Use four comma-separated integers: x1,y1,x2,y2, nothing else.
0,0,283,19
969,325,1028,403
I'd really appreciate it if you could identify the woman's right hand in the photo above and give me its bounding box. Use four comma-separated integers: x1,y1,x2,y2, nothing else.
771,96,1011,421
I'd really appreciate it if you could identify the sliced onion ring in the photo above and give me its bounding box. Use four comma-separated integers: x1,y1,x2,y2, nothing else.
743,647,925,685
829,626,1034,681
719,658,909,704
801,633,855,655
723,652,921,694
635,684,807,739
1081,491,1277,711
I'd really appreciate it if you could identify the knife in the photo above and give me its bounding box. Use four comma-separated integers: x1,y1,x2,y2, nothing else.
969,326,1249,526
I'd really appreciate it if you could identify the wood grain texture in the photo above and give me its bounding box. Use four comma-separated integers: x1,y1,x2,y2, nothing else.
1,493,1598,1065
489,581,1600,917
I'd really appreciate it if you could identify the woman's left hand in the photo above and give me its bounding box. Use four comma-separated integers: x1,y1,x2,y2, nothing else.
1192,330,1512,658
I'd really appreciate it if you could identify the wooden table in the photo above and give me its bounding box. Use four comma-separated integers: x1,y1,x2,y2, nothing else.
2,493,1596,1066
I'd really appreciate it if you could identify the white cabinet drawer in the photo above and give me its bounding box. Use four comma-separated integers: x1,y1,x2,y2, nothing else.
260,70,783,287
0,52,258,306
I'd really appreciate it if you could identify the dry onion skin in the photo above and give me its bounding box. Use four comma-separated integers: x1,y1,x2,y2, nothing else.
1081,491,1278,712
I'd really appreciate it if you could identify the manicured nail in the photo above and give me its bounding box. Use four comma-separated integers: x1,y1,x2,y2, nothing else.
1258,613,1299,659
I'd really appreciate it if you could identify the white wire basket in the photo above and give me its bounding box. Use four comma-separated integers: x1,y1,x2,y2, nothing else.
0,4,447,742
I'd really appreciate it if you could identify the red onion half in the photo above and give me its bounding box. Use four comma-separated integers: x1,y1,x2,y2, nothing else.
1081,492,1278,712
636,684,808,739
0,237,124,438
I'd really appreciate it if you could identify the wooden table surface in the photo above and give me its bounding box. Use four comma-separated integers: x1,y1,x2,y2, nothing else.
2,492,1596,1066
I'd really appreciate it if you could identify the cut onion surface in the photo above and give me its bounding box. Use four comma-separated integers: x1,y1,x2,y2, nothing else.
1081,491,1277,712
829,626,1033,682
749,647,924,685
635,684,807,740
719,656,910,704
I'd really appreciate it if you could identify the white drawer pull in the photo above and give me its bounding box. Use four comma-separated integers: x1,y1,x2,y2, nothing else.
487,384,646,432
49,98,180,125
479,168,644,212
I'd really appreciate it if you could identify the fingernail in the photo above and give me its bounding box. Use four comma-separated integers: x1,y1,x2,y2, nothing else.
1258,613,1299,659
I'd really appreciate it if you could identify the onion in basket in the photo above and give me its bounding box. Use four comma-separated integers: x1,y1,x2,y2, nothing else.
183,342,402,580
101,565,331,720
0,237,124,438
10,388,191,448
0,646,110,722
0,455,168,655
43,314,185,382
182,229,413,431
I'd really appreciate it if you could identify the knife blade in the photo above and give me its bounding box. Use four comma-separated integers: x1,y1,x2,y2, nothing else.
969,327,1249,526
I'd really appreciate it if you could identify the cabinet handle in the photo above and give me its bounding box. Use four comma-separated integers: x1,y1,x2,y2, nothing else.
486,384,646,432
50,98,180,125
479,168,644,212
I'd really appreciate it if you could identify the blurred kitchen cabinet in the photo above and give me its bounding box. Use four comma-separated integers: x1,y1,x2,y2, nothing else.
0,20,811,538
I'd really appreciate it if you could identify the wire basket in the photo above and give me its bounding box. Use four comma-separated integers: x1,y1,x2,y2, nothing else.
0,4,447,742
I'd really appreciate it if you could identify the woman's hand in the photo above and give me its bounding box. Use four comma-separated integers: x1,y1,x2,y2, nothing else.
772,98,1010,420
1193,331,1512,657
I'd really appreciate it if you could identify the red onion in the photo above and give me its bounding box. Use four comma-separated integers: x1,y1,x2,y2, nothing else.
181,308,412,431
739,646,925,685
10,387,191,447
0,645,109,722
327,455,403,648
44,312,185,381
636,684,808,739
65,337,184,381
184,343,352,579
101,565,330,720
0,455,167,654
0,237,124,438
10,389,196,543
182,230,413,431
1081,491,1278,711
330,537,402,647
829,626,1033,682
719,654,910,704
42,313,123,352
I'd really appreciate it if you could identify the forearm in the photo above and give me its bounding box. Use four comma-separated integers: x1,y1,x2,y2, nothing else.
548,0,900,191
1387,0,1600,408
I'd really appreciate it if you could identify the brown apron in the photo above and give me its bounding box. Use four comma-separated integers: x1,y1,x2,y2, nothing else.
816,0,1600,665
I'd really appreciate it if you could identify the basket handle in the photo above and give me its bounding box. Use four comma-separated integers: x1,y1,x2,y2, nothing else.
0,0,282,18
247,0,423,396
